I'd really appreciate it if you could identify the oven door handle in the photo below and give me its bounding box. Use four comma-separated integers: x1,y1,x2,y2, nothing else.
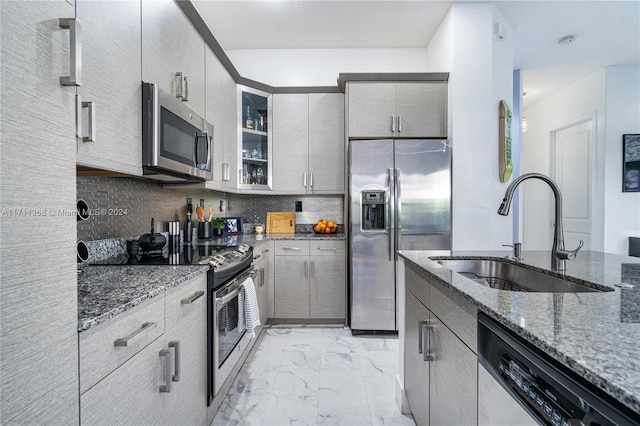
216,286,243,305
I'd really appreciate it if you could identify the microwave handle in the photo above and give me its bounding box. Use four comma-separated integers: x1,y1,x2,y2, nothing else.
193,131,211,170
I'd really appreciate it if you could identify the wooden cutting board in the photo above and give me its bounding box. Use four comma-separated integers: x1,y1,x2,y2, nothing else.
267,212,295,234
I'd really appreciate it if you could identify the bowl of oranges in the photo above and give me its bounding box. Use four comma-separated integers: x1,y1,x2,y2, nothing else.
313,219,338,234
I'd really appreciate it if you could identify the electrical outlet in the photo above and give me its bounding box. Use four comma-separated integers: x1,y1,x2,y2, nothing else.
295,201,302,212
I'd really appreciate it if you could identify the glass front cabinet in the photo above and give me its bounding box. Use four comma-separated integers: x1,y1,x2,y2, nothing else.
237,86,272,190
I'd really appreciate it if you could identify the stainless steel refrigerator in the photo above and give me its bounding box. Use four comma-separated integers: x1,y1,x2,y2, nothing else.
349,139,451,332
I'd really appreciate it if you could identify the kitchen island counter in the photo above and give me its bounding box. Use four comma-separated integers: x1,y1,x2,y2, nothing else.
398,249,640,417
77,264,208,332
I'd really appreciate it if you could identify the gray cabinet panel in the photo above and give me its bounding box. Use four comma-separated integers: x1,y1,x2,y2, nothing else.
396,82,447,138
254,244,271,326
177,7,205,118
310,256,345,319
163,275,208,426
273,93,309,192
404,291,430,426
274,256,310,318
429,314,478,426
81,337,165,425
1,1,78,422
222,68,238,189
141,0,180,97
205,48,226,190
309,93,345,193
348,82,396,137
76,0,142,175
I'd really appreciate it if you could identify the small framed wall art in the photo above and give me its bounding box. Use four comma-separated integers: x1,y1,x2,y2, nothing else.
622,134,640,192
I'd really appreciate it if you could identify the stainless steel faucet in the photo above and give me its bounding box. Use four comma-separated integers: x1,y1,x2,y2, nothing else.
497,173,584,271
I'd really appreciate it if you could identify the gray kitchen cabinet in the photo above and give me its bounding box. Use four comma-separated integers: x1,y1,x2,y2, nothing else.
205,59,239,191
404,288,431,426
253,241,273,326
80,274,208,425
161,275,208,425
272,94,309,193
274,240,346,319
348,81,447,138
309,240,346,318
0,1,79,423
142,0,205,118
404,264,477,426
308,93,345,193
205,47,231,190
75,0,142,176
274,241,310,318
272,93,345,194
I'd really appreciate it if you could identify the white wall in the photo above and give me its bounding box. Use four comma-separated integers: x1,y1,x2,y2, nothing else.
448,3,514,250
226,48,429,87
604,65,640,254
521,71,606,250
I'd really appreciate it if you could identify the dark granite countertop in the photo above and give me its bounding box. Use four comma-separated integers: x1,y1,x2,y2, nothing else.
397,249,640,416
77,265,209,332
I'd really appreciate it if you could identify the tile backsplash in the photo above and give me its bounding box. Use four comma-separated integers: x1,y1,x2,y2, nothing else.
77,177,344,241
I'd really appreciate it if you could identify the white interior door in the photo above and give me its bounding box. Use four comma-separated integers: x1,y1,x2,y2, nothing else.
551,119,594,250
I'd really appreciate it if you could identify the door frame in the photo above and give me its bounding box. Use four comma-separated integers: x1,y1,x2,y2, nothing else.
548,112,601,250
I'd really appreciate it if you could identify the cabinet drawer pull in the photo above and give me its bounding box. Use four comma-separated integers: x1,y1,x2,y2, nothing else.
397,115,402,133
318,247,337,251
303,172,307,188
309,172,313,188
168,341,180,382
181,290,204,305
253,254,261,260
282,247,300,251
183,75,189,102
391,115,395,132
82,101,96,142
422,322,434,362
417,320,428,354
159,349,172,393
113,321,156,347
59,18,81,86
175,72,184,100
304,260,309,279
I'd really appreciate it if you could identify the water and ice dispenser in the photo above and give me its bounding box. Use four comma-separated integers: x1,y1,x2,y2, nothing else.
361,190,385,230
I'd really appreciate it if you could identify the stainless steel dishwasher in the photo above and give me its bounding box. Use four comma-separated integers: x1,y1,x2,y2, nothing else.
477,313,639,425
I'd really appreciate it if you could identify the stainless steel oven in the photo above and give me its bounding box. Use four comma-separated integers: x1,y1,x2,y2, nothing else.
212,266,255,395
142,81,213,183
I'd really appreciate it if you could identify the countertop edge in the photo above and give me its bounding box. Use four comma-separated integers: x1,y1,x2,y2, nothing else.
77,266,209,332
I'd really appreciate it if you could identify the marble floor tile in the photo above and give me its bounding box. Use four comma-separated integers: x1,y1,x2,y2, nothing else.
213,326,415,426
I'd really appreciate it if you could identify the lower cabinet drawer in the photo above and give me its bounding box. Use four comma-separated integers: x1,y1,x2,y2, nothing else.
79,295,165,394
165,274,207,327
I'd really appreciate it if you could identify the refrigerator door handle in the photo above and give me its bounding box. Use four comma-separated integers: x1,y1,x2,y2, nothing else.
395,168,402,253
388,167,395,262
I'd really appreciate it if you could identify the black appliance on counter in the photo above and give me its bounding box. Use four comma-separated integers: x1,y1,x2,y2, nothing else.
89,242,254,406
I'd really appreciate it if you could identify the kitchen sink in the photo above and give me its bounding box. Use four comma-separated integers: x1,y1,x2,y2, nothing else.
431,257,612,293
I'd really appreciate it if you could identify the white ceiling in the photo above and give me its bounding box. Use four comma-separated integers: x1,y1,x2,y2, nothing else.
193,0,640,106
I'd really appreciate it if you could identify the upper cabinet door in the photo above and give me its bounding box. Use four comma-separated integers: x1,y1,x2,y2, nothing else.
272,93,309,193
141,0,204,118
309,93,345,193
177,8,205,118
76,0,142,176
205,48,226,190
348,82,396,138
141,0,180,98
396,82,447,138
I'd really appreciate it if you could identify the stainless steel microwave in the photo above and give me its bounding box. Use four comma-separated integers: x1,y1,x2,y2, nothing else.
142,82,213,182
